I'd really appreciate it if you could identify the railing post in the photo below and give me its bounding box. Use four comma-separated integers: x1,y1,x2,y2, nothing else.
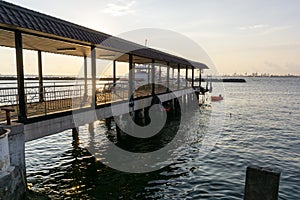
1,108,15,125
54,82,56,101
14,30,27,122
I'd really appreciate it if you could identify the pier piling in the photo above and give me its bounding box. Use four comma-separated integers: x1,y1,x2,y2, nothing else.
88,123,94,133
105,118,112,130
244,165,281,200
72,127,79,144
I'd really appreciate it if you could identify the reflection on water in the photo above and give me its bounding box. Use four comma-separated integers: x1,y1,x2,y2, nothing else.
26,77,300,199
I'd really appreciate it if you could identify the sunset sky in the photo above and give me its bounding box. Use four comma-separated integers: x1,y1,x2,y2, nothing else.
1,0,300,76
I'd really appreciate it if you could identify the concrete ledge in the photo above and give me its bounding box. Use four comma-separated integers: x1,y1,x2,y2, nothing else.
24,88,195,142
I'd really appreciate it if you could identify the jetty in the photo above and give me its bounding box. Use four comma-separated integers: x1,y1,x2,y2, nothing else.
0,1,209,199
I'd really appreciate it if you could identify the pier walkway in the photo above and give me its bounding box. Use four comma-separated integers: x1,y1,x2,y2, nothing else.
0,1,209,198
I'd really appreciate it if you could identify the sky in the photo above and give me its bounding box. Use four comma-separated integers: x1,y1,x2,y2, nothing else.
1,0,300,76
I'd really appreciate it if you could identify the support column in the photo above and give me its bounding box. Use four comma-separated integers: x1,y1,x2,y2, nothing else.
158,65,161,82
128,55,135,120
177,64,180,90
172,67,174,79
38,50,44,102
91,46,96,107
192,67,194,88
151,59,155,95
84,56,88,98
113,60,117,85
199,69,202,87
147,64,150,85
185,65,188,88
128,54,134,98
166,62,170,92
15,31,27,122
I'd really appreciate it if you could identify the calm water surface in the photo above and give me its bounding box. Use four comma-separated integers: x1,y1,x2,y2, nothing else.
25,77,300,199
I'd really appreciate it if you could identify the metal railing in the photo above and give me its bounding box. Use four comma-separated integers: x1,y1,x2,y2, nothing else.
0,79,191,121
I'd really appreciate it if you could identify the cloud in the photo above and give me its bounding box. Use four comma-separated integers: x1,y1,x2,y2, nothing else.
237,24,293,36
237,24,269,30
259,25,293,35
103,0,136,16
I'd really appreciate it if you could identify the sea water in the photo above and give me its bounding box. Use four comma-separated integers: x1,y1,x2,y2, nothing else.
25,77,300,199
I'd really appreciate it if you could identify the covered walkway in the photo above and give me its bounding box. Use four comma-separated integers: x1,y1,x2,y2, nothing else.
0,1,208,123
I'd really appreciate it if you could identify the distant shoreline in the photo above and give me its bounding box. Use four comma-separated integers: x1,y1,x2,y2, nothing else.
0,76,117,81
222,75,300,78
0,75,298,81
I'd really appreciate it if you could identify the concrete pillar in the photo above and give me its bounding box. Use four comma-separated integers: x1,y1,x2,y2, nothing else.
72,127,79,144
174,98,180,115
244,165,281,200
88,122,94,133
116,124,122,141
172,99,175,115
134,109,145,126
105,118,112,130
5,124,25,175
0,123,26,200
140,109,146,125
116,115,127,141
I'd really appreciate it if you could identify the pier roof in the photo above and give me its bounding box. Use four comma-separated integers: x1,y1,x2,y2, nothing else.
0,1,208,69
